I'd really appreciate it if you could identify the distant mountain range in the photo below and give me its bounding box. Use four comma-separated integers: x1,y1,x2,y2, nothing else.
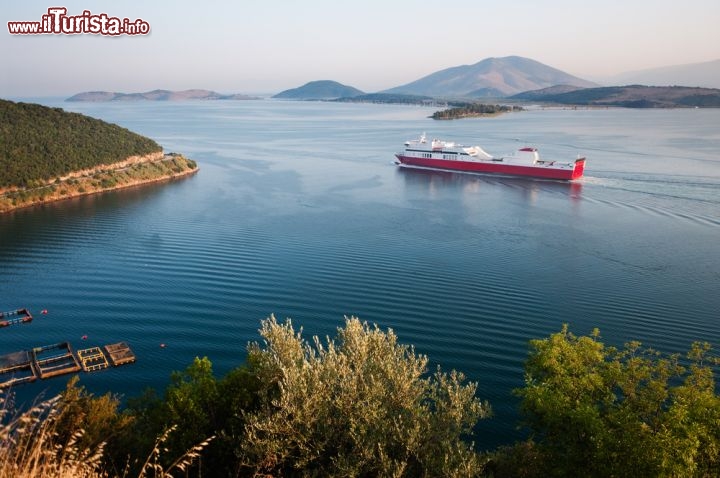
66,89,259,101
512,85,720,107
272,80,364,100
67,57,720,107
382,56,597,97
602,59,720,89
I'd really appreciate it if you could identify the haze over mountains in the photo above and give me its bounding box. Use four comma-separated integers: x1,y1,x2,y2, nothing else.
599,59,720,89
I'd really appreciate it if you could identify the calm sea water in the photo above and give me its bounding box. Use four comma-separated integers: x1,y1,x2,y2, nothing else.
2,99,719,448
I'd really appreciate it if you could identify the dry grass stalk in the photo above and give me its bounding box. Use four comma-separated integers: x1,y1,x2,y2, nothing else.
1,391,213,478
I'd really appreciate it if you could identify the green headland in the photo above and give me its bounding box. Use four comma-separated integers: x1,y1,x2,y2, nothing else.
0,99,197,213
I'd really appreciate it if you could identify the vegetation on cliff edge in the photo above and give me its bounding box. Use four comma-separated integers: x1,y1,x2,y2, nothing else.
0,153,197,213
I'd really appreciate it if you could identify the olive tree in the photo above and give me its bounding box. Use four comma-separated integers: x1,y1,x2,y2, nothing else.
240,315,491,477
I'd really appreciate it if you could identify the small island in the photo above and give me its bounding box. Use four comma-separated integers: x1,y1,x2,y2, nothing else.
431,103,524,120
0,99,198,213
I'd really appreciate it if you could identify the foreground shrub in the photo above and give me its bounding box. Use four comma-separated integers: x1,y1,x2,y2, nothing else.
514,325,720,477
240,315,491,477
114,358,259,477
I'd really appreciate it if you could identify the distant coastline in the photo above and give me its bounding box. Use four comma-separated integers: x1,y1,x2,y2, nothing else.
67,89,260,102
0,152,198,213
510,85,720,108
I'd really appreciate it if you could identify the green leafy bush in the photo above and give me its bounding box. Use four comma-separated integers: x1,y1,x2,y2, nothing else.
512,325,720,477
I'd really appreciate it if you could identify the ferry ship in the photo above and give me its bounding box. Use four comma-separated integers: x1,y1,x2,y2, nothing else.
395,134,586,180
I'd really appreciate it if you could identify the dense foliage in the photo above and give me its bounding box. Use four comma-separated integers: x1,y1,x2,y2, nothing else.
506,325,720,477
113,356,260,477
0,99,161,188
3,320,720,477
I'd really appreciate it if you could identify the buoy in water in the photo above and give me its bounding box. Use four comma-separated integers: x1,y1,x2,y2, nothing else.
160,343,166,348
41,309,48,314
81,335,88,340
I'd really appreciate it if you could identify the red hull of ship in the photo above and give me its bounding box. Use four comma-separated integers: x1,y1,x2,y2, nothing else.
395,155,586,181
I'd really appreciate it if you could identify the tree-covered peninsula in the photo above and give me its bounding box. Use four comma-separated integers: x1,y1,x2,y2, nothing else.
0,99,197,212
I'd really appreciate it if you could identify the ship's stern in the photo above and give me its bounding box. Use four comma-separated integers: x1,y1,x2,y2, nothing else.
571,158,586,180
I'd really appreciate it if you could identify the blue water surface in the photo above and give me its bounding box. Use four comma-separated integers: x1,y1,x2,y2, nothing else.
1,100,719,448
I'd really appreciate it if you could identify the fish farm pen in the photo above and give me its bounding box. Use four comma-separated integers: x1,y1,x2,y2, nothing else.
0,307,136,388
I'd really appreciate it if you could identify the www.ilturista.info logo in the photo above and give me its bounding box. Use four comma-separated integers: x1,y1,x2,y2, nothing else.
8,7,150,35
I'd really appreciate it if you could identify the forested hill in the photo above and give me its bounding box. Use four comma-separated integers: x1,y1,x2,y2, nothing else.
510,85,720,107
0,99,161,188
273,80,364,100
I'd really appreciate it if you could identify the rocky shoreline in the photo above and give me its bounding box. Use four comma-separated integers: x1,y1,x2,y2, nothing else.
0,153,198,213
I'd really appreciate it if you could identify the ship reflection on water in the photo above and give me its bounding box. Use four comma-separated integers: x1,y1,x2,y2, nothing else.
395,165,583,207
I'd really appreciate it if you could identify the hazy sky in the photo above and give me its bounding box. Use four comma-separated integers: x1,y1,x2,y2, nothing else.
2,0,719,96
